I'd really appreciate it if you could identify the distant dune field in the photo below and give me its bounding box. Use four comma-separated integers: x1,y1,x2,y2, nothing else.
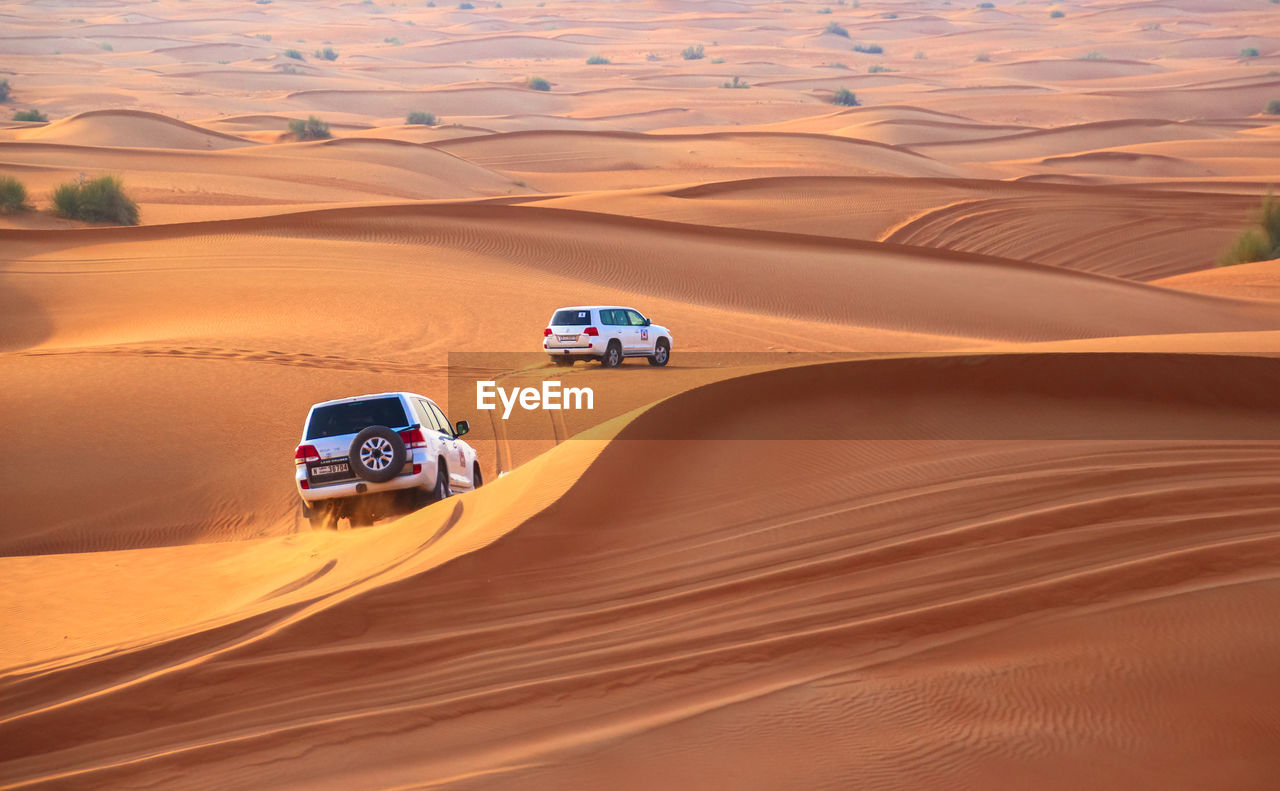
2,0,1280,788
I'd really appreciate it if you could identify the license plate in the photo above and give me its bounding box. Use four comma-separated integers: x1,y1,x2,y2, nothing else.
308,458,352,483
558,335,578,342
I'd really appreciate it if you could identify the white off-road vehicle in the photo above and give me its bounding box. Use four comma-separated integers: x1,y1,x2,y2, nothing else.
294,392,481,528
543,305,673,367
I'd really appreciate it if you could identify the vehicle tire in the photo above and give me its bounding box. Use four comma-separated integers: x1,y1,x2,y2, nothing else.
600,341,622,368
304,500,339,530
472,463,483,489
431,460,451,502
648,339,670,367
551,357,574,367
348,425,406,484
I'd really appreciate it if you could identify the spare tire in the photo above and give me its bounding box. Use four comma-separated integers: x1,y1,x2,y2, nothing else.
348,425,406,483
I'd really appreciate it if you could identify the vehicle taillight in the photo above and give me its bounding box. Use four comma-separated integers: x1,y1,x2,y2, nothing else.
294,444,320,465
400,428,427,449
584,326,599,336
544,328,553,336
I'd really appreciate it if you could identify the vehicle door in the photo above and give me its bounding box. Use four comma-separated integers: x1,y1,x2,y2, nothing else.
625,309,652,355
427,400,468,487
599,308,627,351
416,397,455,476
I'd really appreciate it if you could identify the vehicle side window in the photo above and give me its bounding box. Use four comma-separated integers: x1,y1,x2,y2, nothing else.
626,309,647,326
416,399,444,433
428,402,454,437
601,309,620,325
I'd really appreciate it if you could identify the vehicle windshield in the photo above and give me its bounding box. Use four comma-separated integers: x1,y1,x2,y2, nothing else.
551,309,592,325
306,397,408,440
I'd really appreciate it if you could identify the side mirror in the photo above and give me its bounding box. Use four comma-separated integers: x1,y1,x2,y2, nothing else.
455,420,470,437
642,318,652,326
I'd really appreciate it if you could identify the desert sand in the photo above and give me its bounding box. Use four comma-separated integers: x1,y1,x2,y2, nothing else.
2,0,1280,788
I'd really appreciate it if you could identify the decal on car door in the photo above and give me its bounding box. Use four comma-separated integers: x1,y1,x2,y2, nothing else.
641,328,648,341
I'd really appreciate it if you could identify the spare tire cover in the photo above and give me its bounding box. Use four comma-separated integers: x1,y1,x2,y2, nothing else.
348,425,407,483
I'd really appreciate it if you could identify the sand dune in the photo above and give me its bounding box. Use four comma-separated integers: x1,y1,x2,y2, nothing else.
12,110,256,150
4,0,1280,787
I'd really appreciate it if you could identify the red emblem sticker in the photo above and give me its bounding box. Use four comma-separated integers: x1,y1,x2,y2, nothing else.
641,328,649,341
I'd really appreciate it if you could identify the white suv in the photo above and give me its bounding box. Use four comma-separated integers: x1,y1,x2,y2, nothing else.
294,392,481,529
543,305,673,367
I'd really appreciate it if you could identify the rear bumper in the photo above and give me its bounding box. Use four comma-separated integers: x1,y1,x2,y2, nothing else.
296,450,437,503
544,340,597,353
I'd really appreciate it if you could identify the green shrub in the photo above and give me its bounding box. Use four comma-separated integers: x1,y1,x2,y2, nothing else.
459,1,474,7
52,175,139,225
315,46,338,61
0,79,8,103
407,111,438,125
818,7,832,14
975,51,992,62
914,50,927,59
721,76,749,88
255,33,272,41
1050,9,1064,17
1266,99,1280,114
646,52,661,61
12,109,47,122
280,64,299,74
288,115,332,140
385,37,402,45
710,57,726,63
831,87,859,106
852,43,882,54
867,64,897,73
0,175,29,213
586,54,610,65
1081,51,1105,60
1241,47,1260,58
681,44,705,60
1219,192,1280,266
978,2,993,7
527,76,551,91
824,21,849,37
827,61,849,69
100,41,113,51
284,49,304,60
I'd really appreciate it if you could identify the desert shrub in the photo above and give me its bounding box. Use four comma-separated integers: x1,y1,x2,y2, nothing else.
280,64,299,74
284,48,304,60
255,33,272,41
978,2,994,7
852,43,883,54
824,21,850,37
883,12,897,18
459,1,474,7
646,52,661,61
1241,47,1260,58
1219,192,1280,266
975,51,992,62
831,87,859,106
100,41,114,51
385,37,402,45
818,7,832,13
13,109,47,122
0,175,29,213
867,64,897,73
0,79,9,103
721,76,749,88
1266,99,1280,114
315,46,338,61
681,44,705,60
914,50,927,59
827,61,849,69
1050,9,1064,17
710,57,726,63
527,76,550,91
52,175,139,225
428,1,436,5
288,115,332,140
586,54,610,65
407,111,438,125
1081,51,1105,60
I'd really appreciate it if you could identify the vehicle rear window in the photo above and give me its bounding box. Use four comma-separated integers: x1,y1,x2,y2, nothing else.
306,397,408,440
551,309,591,325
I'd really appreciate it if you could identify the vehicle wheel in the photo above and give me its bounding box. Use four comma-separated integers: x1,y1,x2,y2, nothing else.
431,460,452,502
551,357,574,367
304,500,339,530
648,339,670,367
345,496,373,527
600,341,622,368
472,463,483,489
348,425,406,484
